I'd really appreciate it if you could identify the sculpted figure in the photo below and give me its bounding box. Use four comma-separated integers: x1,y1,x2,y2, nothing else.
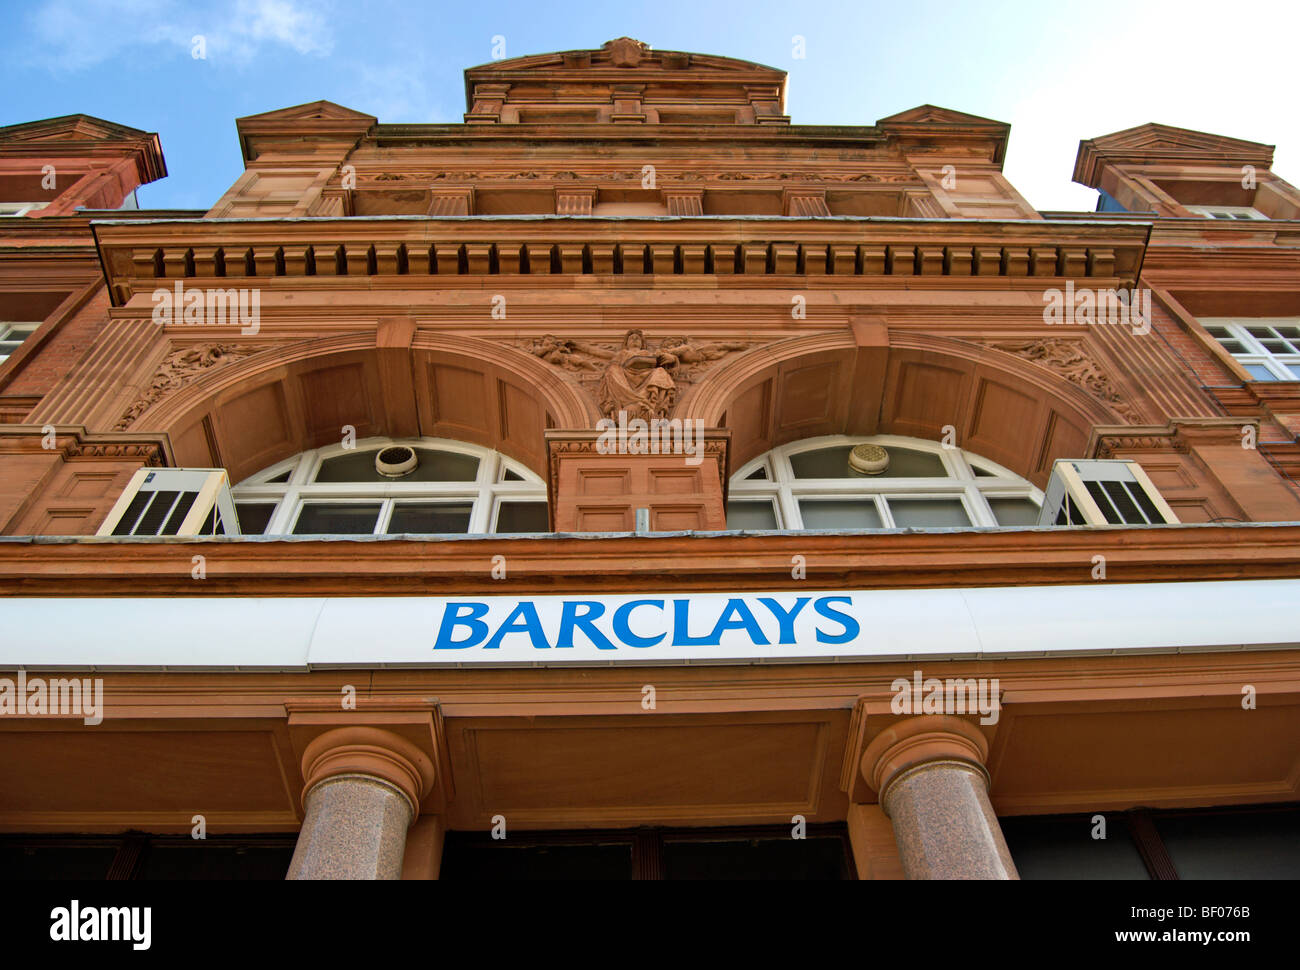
596,329,678,420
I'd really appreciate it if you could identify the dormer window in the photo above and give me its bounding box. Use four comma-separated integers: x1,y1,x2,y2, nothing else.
1186,205,1266,220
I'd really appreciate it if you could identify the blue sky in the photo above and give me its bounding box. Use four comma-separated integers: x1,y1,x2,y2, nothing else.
2,0,1296,212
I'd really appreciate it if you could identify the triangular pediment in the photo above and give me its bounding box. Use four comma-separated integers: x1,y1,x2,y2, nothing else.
877,104,1007,128
1074,122,1275,187
1088,122,1272,156
236,101,378,125
0,114,151,144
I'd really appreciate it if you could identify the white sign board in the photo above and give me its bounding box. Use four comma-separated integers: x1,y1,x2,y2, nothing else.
0,579,1296,669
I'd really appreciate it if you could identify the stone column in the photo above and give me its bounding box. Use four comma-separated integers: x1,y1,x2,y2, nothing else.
287,726,436,880
860,715,1018,880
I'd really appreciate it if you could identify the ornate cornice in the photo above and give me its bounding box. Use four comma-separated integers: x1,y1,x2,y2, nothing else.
0,424,169,466
92,217,1150,304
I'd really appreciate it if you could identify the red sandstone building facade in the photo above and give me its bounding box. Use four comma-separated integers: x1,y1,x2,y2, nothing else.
0,39,1297,880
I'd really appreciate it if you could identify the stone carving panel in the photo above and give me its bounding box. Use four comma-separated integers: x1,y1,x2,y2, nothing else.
986,338,1140,423
114,344,264,431
522,330,749,421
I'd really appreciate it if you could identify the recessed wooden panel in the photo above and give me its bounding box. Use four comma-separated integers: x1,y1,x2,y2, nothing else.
34,509,94,535
1169,499,1217,523
171,419,214,468
652,506,704,530
57,473,118,500
1144,463,1195,492
579,470,631,495
499,379,543,466
429,364,492,443
0,730,291,814
649,470,701,494
213,381,292,483
467,720,823,813
576,507,631,531
967,376,1041,470
776,360,839,432
299,362,373,442
992,704,1300,814
727,378,772,467
882,358,969,439
1038,410,1089,481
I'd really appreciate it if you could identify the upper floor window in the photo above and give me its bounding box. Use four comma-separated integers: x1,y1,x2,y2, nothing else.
1185,205,1266,220
231,437,548,536
1202,319,1300,381
0,203,49,217
726,435,1042,530
0,322,39,363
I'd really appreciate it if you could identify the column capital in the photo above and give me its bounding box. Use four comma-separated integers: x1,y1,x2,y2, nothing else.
860,714,989,801
299,726,436,817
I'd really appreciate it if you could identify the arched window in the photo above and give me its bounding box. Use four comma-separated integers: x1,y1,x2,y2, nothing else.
726,435,1042,530
231,437,548,536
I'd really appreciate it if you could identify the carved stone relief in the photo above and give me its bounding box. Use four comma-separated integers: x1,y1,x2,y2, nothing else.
985,338,1141,423
114,344,263,431
522,330,749,421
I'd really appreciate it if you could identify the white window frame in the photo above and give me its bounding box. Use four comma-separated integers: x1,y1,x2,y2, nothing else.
231,436,547,535
1185,205,1266,220
1200,318,1300,382
0,322,40,364
727,434,1042,530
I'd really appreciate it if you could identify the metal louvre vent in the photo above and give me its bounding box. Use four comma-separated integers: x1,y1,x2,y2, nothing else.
97,469,241,537
1038,460,1179,527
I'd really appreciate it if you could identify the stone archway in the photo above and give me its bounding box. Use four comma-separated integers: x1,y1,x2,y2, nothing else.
679,330,1125,487
129,331,600,483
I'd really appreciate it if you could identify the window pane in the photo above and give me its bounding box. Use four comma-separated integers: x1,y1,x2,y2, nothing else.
293,503,381,534
315,448,479,483
789,446,856,478
386,502,472,534
1244,364,1276,380
798,499,882,529
727,500,778,530
790,445,945,479
988,497,1040,526
662,836,849,880
1155,809,1300,879
235,503,277,535
887,498,971,528
440,838,633,880
1001,816,1150,880
495,501,548,533
880,447,948,478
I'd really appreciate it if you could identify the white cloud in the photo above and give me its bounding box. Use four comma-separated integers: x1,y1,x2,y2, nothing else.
23,0,333,71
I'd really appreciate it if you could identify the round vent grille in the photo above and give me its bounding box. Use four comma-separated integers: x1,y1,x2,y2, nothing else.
848,443,889,476
375,445,418,478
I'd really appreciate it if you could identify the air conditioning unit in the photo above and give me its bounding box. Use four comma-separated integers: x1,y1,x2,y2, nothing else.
97,468,242,537
1037,459,1179,527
